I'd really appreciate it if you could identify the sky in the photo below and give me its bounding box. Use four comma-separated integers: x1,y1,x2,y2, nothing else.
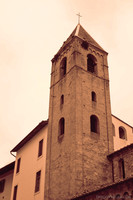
0,0,133,167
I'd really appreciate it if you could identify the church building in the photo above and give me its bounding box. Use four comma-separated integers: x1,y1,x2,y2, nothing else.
0,23,133,200
44,23,133,200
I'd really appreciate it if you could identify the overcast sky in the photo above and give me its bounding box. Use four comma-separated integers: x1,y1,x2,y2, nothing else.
0,0,133,167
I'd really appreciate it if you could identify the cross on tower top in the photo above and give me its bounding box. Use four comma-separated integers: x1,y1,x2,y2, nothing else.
76,13,82,24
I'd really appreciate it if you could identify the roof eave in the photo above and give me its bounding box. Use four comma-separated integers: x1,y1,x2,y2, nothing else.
11,120,48,152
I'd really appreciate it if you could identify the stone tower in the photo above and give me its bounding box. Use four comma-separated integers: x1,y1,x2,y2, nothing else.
45,24,114,200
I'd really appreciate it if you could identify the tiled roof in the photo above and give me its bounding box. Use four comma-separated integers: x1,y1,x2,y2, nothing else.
107,143,133,159
55,24,106,57
0,161,15,176
11,120,48,152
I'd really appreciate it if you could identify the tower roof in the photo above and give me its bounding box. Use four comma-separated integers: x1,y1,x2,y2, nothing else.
55,24,106,58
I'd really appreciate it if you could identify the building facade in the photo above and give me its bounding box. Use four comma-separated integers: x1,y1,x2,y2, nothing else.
112,115,133,151
44,24,133,200
10,120,48,200
1,23,133,200
0,162,15,200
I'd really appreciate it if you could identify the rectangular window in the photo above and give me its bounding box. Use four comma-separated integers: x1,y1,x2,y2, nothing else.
16,158,21,173
0,179,5,193
38,139,43,157
13,185,18,200
35,170,41,193
119,159,125,179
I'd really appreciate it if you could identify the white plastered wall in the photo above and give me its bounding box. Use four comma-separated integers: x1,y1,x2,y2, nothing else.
112,115,133,151
10,125,48,200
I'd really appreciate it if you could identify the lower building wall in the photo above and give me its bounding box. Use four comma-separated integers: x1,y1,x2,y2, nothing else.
0,171,13,200
72,178,133,200
10,126,47,200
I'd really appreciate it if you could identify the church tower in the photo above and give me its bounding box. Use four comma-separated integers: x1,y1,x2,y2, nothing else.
45,24,114,200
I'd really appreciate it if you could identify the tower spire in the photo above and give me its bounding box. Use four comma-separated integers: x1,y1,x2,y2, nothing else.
76,12,82,24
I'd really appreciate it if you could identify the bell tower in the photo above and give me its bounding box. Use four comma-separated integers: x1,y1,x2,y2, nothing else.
45,24,114,200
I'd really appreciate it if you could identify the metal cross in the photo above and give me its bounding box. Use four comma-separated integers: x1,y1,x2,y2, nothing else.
77,13,82,24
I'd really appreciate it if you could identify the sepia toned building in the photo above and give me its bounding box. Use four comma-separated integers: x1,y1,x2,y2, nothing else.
0,161,15,200
10,120,48,200
1,23,133,200
44,24,133,200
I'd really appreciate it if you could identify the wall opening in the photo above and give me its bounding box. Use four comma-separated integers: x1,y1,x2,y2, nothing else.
60,57,67,78
92,91,96,102
119,126,126,140
60,95,64,106
119,158,125,179
87,54,97,74
112,123,115,136
90,115,99,133
59,118,65,136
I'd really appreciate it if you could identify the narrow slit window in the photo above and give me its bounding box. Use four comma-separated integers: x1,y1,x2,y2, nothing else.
0,179,5,193
16,158,21,174
92,91,96,102
60,95,64,106
13,185,18,200
35,170,41,193
38,139,43,157
59,118,65,136
119,159,125,179
112,124,115,136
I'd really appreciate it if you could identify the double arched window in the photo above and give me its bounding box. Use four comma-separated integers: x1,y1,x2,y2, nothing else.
87,54,97,74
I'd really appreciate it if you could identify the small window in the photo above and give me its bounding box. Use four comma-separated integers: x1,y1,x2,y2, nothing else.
0,179,5,193
13,185,18,200
35,170,41,193
92,91,96,102
119,127,126,139
119,159,125,179
60,57,67,78
16,158,21,174
90,115,99,133
87,54,97,73
115,194,121,200
108,198,113,200
112,123,115,136
60,95,64,105
59,118,65,136
38,139,43,157
123,192,130,200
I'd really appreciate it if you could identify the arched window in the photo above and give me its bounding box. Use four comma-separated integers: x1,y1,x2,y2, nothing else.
131,191,133,199
59,118,65,136
115,194,121,200
87,54,97,73
60,57,67,78
91,91,96,102
123,192,130,200
60,95,64,104
119,158,125,179
112,123,115,136
108,197,113,200
60,95,64,109
90,115,99,133
119,126,126,140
